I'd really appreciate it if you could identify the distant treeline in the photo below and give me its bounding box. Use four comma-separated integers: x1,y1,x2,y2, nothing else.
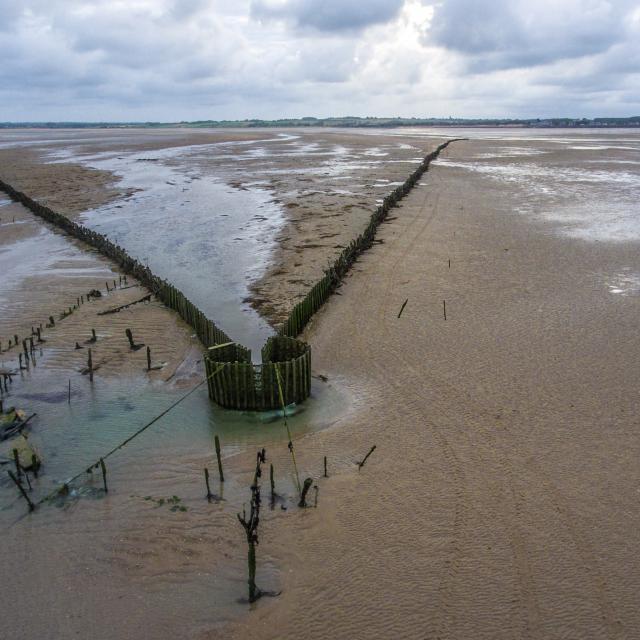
1,116,640,129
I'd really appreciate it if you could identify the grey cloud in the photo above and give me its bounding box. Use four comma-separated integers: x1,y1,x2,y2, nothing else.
250,0,405,32
428,0,633,71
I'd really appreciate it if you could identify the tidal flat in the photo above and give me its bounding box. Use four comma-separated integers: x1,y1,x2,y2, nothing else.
1,127,639,639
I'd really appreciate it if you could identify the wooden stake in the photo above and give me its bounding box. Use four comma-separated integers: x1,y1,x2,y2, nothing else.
88,349,93,382
298,477,313,507
13,448,21,478
204,467,213,500
100,457,108,493
397,298,408,318
324,456,328,478
68,379,71,404
146,346,151,371
443,299,447,321
270,463,275,499
215,435,224,482
358,445,377,470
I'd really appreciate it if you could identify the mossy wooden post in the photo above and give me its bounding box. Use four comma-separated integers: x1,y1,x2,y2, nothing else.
237,481,261,603
214,435,224,482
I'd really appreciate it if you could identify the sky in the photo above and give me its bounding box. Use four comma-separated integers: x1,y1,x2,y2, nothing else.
0,0,638,121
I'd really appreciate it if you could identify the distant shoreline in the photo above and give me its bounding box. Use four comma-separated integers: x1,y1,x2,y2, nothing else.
1,116,639,129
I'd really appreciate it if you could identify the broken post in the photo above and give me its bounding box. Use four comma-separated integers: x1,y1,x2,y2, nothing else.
237,481,261,603
215,435,224,482
298,477,313,508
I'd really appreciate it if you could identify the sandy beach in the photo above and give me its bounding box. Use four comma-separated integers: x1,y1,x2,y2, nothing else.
1,129,639,639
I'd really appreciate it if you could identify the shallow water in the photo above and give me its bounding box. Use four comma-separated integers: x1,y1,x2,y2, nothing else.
432,129,640,243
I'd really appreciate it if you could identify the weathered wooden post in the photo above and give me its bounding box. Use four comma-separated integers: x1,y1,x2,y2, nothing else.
88,349,94,382
146,346,151,371
269,463,275,500
298,477,313,507
214,435,224,482
13,448,21,478
443,300,447,321
204,468,213,500
237,480,262,603
100,457,108,493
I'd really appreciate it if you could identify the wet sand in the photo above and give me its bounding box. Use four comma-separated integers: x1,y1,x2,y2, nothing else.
212,138,640,639
0,198,198,386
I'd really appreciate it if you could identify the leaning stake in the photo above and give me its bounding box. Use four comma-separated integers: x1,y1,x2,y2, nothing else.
358,445,377,470
397,298,409,318
8,470,34,512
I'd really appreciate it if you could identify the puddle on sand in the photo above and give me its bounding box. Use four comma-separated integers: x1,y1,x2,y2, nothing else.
606,270,640,296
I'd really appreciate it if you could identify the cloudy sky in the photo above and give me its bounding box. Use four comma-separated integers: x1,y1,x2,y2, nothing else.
1,0,638,121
